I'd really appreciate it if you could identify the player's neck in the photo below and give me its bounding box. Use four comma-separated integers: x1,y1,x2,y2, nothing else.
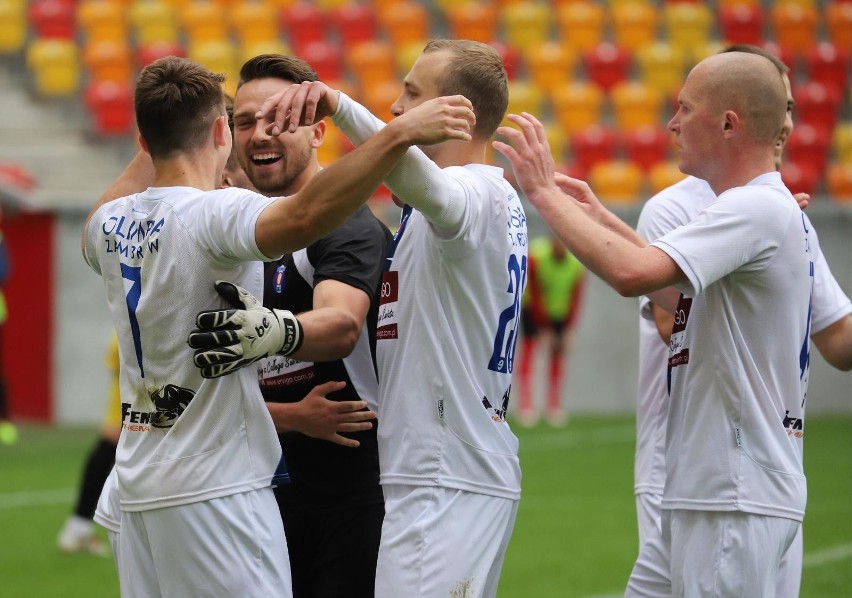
704,150,777,196
426,138,488,168
152,153,220,191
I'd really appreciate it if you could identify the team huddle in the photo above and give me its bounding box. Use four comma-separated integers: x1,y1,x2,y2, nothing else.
82,37,851,598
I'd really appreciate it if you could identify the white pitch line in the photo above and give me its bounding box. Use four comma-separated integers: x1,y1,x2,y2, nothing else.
803,542,852,568
0,488,74,510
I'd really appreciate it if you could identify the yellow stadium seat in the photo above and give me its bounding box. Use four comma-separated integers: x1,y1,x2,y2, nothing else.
180,0,228,44
232,0,279,45
503,81,545,125
589,160,644,205
610,80,664,131
550,80,604,134
395,41,426,76
826,2,852,52
347,40,397,90
663,3,713,61
27,38,81,96
545,122,568,166
188,39,238,96
446,2,497,43
380,1,429,50
500,1,550,54
826,161,852,201
129,0,179,45
0,0,26,54
647,160,687,195
526,42,577,95
611,1,658,53
832,121,852,164
771,2,820,56
82,38,134,83
557,1,605,52
635,41,686,96
77,0,129,43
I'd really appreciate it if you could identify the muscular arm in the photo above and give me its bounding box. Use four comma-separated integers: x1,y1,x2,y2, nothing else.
812,314,852,371
290,279,370,362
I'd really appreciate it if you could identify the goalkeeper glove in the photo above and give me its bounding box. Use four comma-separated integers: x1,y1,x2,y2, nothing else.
188,280,303,379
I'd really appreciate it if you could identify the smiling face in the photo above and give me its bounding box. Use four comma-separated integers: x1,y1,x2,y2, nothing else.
232,77,322,196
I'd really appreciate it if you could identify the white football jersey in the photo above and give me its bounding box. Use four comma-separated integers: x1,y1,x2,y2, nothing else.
376,165,525,500
651,172,813,521
84,186,282,511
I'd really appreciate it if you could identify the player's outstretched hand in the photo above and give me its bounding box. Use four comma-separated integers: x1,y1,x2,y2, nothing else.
257,81,341,137
188,281,304,379
492,113,560,206
387,95,475,146
553,173,609,223
273,381,377,448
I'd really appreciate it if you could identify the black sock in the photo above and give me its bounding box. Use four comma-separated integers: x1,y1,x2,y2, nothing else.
73,438,117,519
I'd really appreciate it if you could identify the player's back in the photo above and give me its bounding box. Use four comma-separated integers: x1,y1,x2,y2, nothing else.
83,185,282,511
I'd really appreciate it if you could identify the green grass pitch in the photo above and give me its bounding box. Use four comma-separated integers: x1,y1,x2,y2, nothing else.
1,416,849,597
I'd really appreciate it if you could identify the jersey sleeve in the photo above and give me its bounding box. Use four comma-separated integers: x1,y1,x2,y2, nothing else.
307,209,390,298
652,187,796,296
808,218,852,334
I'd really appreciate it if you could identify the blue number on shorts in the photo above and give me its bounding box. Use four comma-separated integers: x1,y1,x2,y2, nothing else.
120,263,145,378
488,254,527,374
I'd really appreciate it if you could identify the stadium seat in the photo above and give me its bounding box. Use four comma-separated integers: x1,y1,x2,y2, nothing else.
557,1,605,53
26,38,80,96
610,81,664,131
762,41,797,77
504,81,545,125
330,2,378,49
716,0,760,8
780,160,820,196
804,42,850,97
347,40,397,90
85,79,134,136
0,0,27,54
526,42,576,95
793,82,842,136
316,120,344,166
361,80,401,123
770,2,819,56
129,0,179,46
232,0,279,46
180,0,228,45
550,80,604,134
188,39,238,96
624,125,671,171
583,43,631,92
545,122,569,167
490,41,521,80
588,160,644,205
82,39,134,83
634,41,685,96
718,3,765,46
446,2,497,44
611,1,659,53
380,1,429,50
77,0,129,44
394,41,426,75
239,40,292,68
832,121,852,164
569,125,619,176
826,1,852,52
663,3,713,60
826,161,852,202
784,122,831,176
300,40,343,82
500,1,550,54
280,1,327,55
136,40,185,69
648,160,687,194
28,0,75,40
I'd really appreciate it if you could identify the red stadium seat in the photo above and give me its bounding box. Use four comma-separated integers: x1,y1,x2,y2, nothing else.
569,125,619,177
28,0,75,40
446,2,497,44
136,40,186,69
280,2,327,56
793,82,842,136
718,3,765,46
300,40,343,82
330,3,377,48
85,80,135,136
804,43,850,97
490,41,521,80
583,43,631,92
784,123,831,176
624,125,672,171
780,160,820,196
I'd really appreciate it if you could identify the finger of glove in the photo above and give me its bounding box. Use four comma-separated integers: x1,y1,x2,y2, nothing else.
195,309,244,331
215,280,262,310
193,346,245,368
201,357,256,379
187,328,241,350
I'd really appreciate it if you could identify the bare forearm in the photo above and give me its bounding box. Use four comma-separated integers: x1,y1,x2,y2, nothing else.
291,308,360,362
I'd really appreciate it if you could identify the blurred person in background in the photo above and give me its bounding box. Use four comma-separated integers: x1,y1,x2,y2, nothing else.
0,203,13,446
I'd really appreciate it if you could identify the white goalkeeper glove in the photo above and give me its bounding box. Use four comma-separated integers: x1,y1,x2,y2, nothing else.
188,281,304,379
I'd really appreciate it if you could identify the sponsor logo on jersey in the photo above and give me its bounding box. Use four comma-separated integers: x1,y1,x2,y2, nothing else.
120,384,196,431
481,386,510,422
783,410,804,439
377,271,399,340
273,264,286,294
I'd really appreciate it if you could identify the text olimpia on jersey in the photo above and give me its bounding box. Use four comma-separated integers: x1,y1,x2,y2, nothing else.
84,186,282,511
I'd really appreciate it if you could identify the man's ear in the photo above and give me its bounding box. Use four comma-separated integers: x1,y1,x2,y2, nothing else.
213,115,229,148
310,120,326,150
722,110,739,136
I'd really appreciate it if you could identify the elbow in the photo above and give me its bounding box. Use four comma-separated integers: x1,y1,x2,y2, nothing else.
609,268,649,298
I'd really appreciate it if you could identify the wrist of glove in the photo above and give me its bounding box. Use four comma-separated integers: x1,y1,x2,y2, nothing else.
188,281,304,379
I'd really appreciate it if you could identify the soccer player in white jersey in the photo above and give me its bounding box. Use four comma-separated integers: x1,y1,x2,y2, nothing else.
81,56,475,597
496,51,823,596
628,44,852,598
217,39,526,598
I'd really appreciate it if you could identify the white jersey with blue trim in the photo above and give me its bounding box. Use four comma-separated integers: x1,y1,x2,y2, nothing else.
376,165,525,500
84,185,282,511
651,172,813,521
